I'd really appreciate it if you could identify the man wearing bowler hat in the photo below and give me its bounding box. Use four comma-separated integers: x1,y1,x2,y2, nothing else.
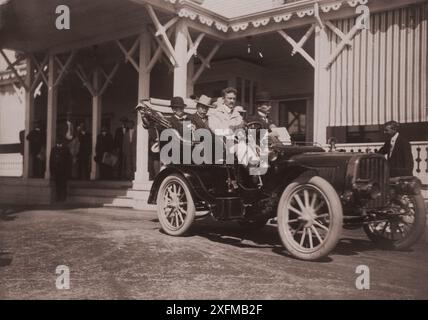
248,92,291,145
248,92,277,130
168,96,194,137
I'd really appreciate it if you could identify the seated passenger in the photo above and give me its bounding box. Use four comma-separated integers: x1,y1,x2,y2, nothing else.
167,96,194,137
247,92,291,145
188,95,214,130
208,87,259,168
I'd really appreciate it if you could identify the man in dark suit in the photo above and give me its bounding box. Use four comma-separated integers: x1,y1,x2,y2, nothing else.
50,136,72,202
246,92,289,146
95,126,114,180
114,117,128,180
122,120,137,180
188,95,213,130
378,121,414,177
26,120,46,178
247,92,277,131
77,122,91,180
167,96,193,137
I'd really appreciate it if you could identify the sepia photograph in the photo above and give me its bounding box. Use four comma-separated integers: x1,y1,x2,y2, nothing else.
0,0,427,305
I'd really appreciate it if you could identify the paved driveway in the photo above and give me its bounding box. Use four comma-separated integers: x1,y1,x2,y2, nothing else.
0,205,427,299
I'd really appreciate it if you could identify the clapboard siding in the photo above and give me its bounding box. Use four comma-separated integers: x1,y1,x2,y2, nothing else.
328,3,428,127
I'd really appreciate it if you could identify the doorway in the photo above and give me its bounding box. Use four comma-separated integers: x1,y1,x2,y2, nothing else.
278,99,309,143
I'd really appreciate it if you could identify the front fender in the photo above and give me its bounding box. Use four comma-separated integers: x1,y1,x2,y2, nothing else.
148,166,215,208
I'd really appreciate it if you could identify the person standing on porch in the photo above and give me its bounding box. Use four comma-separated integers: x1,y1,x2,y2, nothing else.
122,120,137,180
49,136,72,202
378,121,414,177
77,122,91,180
114,116,129,180
68,125,80,180
95,126,114,180
26,120,46,178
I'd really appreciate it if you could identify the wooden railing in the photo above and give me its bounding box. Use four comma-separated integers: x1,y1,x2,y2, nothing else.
0,153,23,177
330,142,428,198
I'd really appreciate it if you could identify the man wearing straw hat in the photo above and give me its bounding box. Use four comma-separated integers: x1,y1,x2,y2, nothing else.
189,95,215,130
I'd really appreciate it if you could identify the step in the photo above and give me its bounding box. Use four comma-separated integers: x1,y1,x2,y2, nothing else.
68,180,133,189
67,195,135,208
68,187,134,198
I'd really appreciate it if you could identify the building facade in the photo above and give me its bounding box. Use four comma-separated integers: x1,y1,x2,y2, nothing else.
0,0,427,205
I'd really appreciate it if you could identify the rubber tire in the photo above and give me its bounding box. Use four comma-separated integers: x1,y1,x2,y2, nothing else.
277,176,343,261
364,194,426,250
157,173,196,236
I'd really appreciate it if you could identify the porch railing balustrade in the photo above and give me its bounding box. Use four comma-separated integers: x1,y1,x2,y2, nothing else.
0,153,23,177
328,142,428,198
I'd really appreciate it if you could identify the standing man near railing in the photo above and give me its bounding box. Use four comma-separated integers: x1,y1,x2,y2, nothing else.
378,121,414,177
26,120,46,178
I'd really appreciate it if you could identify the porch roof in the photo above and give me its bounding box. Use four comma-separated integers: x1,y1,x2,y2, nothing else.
0,0,176,53
0,0,424,53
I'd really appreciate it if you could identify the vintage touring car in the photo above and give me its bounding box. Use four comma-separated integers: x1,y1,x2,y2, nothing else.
137,101,427,261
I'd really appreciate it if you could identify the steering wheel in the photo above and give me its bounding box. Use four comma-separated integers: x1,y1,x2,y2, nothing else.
246,121,263,131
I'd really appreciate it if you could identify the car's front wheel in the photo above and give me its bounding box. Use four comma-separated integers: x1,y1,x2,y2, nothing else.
364,194,426,250
277,176,343,261
157,174,196,236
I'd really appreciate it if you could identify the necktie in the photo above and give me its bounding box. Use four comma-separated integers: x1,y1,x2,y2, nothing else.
389,138,395,159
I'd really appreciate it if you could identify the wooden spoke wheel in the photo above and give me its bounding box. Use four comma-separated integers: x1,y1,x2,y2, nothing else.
157,174,196,236
277,176,343,261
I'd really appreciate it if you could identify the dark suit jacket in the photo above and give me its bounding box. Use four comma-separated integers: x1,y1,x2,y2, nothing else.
378,134,414,177
246,113,275,131
114,126,128,151
168,114,192,137
95,133,114,163
188,113,210,130
50,145,72,179
77,132,92,158
26,129,45,156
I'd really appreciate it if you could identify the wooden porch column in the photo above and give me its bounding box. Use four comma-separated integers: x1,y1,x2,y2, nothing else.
187,56,194,97
23,57,34,178
313,26,330,145
133,27,151,189
90,69,102,180
44,55,58,180
173,20,188,97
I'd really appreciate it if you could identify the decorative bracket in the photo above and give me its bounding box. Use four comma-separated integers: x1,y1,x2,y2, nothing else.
278,24,316,68
75,62,120,97
53,50,77,88
192,42,223,83
29,54,49,92
185,28,206,63
0,49,29,91
325,14,365,69
146,4,178,66
147,27,175,72
116,36,140,72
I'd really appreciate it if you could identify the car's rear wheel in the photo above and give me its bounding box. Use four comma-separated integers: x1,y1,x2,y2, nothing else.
363,194,426,250
277,176,343,261
157,174,196,236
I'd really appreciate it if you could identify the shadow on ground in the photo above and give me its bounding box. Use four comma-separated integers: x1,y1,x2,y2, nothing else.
0,251,13,267
0,204,103,221
190,222,382,261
